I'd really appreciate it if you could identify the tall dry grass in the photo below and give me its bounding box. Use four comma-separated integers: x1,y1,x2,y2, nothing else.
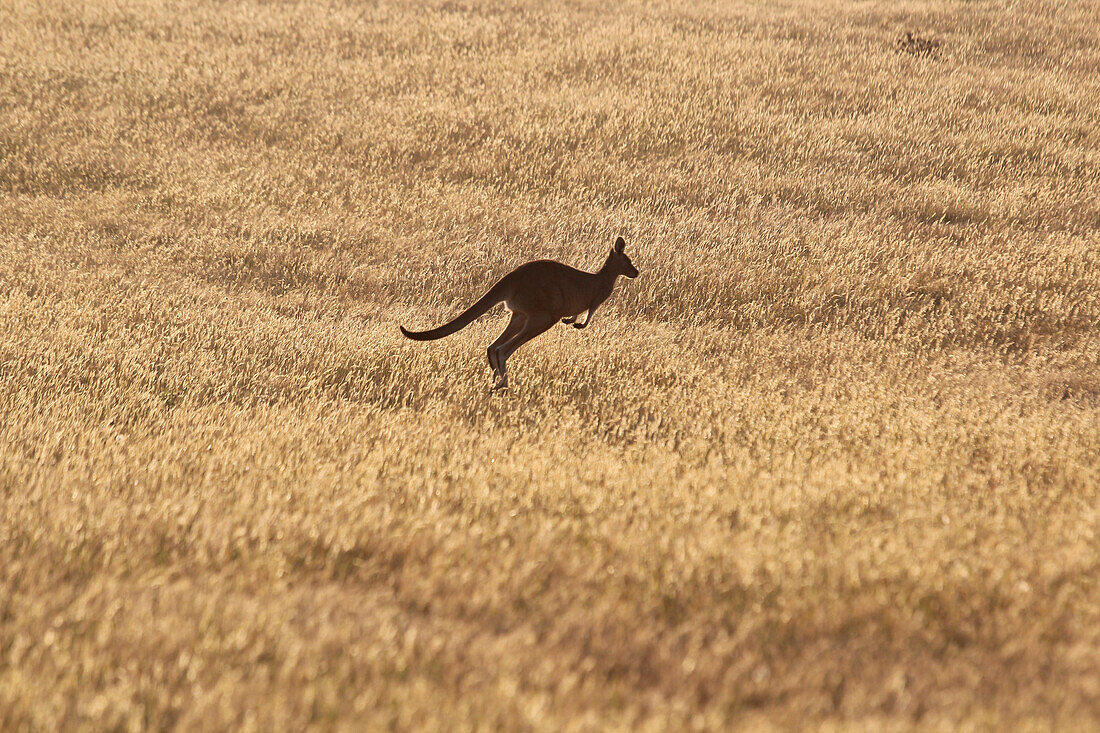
2,0,1099,729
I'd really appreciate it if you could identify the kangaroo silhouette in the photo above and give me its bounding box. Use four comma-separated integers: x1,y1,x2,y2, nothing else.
401,236,639,390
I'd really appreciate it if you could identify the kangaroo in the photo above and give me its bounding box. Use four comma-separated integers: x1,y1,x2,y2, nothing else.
400,236,639,390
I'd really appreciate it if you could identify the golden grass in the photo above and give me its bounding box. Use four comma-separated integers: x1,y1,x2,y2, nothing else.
2,0,1099,728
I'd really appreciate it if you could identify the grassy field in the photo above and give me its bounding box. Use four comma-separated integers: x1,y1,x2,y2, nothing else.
2,0,1099,728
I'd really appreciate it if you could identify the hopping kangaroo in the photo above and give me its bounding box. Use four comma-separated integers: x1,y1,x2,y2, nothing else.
401,236,639,390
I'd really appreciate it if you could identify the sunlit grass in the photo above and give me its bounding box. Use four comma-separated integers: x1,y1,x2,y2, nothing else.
1,0,1099,728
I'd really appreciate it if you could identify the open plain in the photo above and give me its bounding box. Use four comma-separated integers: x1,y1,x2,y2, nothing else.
2,0,1099,729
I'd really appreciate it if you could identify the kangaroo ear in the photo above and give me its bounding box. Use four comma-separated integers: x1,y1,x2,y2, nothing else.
614,236,626,253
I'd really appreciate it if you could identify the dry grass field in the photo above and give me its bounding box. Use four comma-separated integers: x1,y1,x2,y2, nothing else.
2,0,1100,729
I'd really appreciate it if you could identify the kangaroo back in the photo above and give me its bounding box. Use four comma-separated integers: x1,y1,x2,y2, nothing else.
400,282,506,341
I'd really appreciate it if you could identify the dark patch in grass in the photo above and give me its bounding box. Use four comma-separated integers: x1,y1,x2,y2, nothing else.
896,32,943,59
1042,371,1100,406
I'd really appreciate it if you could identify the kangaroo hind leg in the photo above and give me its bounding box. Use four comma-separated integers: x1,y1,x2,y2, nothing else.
494,315,556,391
488,312,526,379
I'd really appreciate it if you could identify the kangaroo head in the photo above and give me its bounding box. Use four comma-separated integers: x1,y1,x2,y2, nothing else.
608,236,639,278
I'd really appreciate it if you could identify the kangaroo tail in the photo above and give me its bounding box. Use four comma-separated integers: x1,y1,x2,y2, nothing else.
400,282,506,341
